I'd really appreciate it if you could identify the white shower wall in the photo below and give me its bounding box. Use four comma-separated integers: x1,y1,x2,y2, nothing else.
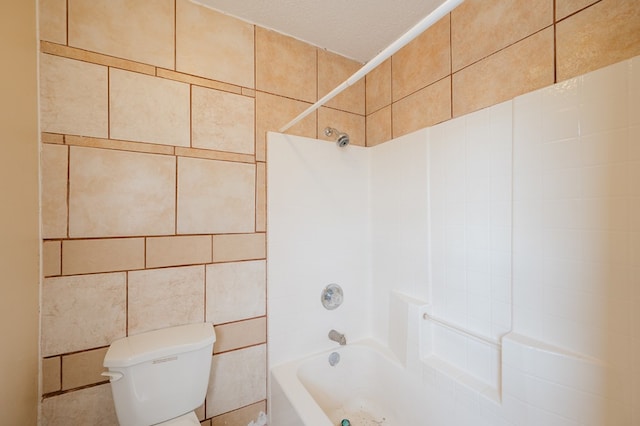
428,101,513,343
266,133,372,367
370,131,430,346
268,55,640,425
512,58,640,360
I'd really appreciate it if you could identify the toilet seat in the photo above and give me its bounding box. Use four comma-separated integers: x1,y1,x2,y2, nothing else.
156,411,200,426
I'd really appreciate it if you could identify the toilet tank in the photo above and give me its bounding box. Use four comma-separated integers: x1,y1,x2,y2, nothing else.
104,323,216,426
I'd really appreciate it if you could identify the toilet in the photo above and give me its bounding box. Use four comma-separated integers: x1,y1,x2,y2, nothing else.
103,323,216,426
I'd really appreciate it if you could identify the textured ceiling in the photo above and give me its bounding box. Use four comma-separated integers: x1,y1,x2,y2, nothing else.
194,0,449,63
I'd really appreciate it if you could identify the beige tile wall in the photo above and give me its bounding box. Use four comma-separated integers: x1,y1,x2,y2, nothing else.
367,0,640,145
38,1,362,422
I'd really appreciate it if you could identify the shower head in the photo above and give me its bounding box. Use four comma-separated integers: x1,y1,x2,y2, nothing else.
324,127,350,147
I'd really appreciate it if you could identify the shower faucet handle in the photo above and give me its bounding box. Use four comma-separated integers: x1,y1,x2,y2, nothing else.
321,284,343,310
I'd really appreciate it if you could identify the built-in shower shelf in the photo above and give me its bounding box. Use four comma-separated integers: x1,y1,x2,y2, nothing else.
420,314,503,404
421,354,501,405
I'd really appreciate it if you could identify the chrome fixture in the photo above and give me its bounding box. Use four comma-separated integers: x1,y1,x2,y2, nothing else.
328,329,347,346
324,127,350,147
328,351,341,366
321,284,343,310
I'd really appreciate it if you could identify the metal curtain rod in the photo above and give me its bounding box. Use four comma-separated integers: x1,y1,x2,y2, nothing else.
278,0,465,133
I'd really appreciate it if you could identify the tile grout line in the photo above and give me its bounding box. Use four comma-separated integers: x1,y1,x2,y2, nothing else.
125,271,129,337
556,0,604,23
449,12,454,120
175,156,179,236
203,263,207,324
65,0,69,46
65,144,70,241
173,0,177,71
107,67,110,140
390,55,394,139
553,0,558,84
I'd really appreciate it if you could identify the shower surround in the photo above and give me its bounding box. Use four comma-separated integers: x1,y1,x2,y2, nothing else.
268,56,640,425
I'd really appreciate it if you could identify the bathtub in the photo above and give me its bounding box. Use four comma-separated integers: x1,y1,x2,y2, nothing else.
269,339,428,426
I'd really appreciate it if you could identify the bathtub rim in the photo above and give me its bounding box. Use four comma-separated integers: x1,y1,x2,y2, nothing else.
269,338,404,426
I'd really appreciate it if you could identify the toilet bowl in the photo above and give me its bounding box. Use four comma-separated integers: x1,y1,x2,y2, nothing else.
103,323,216,426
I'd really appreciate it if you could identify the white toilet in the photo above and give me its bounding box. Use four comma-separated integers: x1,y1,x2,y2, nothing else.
103,323,216,426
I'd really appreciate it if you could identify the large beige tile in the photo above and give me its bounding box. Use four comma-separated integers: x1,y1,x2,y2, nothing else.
62,238,144,275
196,404,206,421
68,0,174,68
214,317,266,353
392,77,452,138
192,86,255,154
256,162,266,233
42,357,61,394
42,273,126,356
318,107,366,147
255,92,317,162
110,69,190,146
43,241,62,277
256,27,317,102
41,144,68,239
206,260,266,324
68,146,176,238
40,54,108,138
453,28,554,117
451,0,553,72
176,0,254,88
41,384,117,426
556,0,599,20
39,0,66,44
366,105,392,147
146,235,213,269
318,50,365,114
177,157,255,234
211,234,266,263
392,16,451,101
62,347,108,390
211,401,267,426
556,0,640,82
206,344,266,417
128,266,205,336
365,58,392,114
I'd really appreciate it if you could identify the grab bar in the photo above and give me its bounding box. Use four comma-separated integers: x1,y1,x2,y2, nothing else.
422,312,501,349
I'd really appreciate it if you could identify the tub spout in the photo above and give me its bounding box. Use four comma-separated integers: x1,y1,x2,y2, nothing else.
328,329,346,345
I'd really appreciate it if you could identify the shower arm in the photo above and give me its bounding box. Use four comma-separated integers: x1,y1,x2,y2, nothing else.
278,0,465,133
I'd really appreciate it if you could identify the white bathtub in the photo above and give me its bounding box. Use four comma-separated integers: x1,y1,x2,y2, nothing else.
269,340,428,426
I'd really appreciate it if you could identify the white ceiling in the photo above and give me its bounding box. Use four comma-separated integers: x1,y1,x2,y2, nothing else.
194,0,449,63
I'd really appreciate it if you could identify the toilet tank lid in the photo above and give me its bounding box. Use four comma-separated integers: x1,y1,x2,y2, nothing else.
104,323,216,368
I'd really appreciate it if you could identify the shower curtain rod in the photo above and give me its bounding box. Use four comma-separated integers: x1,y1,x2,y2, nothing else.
279,0,465,133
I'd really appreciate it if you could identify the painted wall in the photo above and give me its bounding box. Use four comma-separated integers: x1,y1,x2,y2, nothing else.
366,0,640,146
37,0,364,424
0,0,40,424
